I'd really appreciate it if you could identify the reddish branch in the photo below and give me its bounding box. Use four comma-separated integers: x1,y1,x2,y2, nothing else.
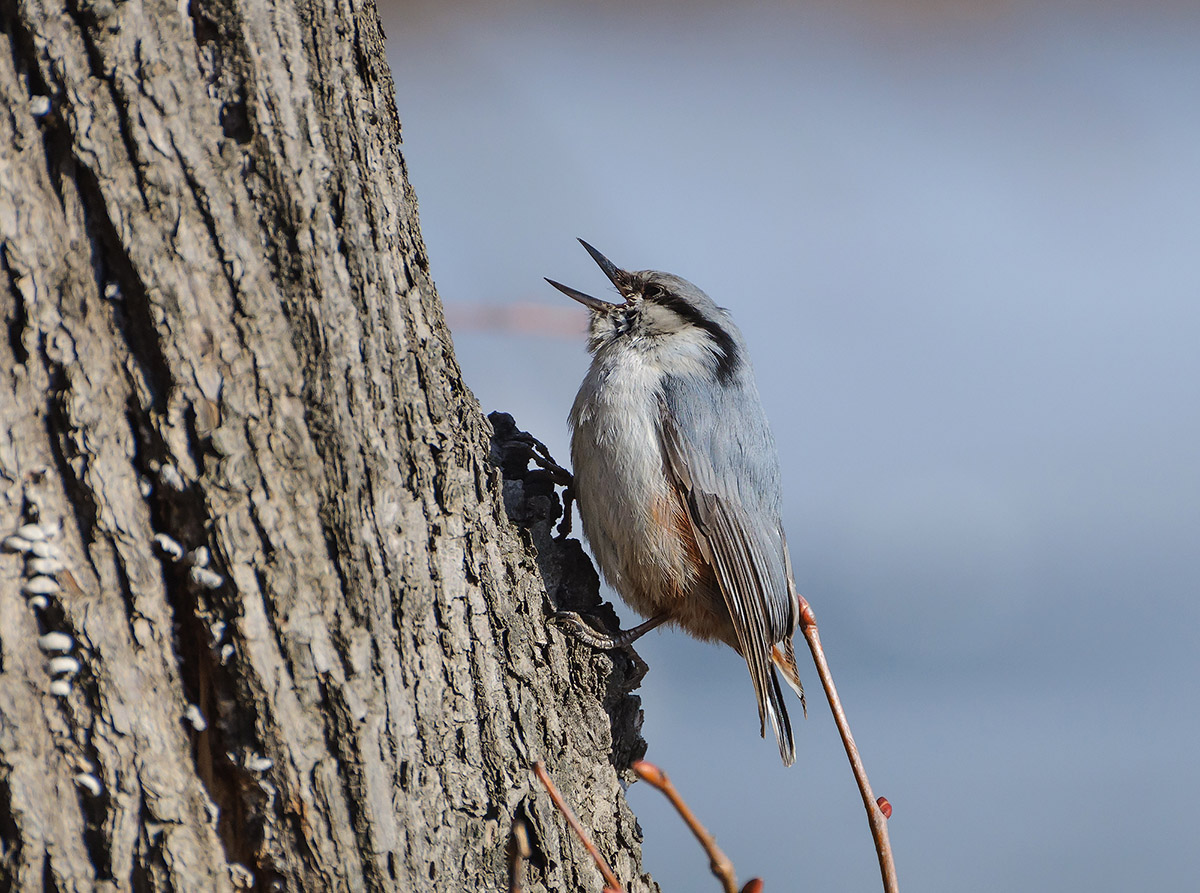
531,596,898,893
508,819,531,893
533,761,624,893
797,595,898,892
632,760,762,893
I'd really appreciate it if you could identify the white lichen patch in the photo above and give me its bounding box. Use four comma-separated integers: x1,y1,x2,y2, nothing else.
23,576,60,596
48,656,81,677
37,632,74,653
184,703,207,731
74,773,102,797
189,566,223,590
154,533,186,562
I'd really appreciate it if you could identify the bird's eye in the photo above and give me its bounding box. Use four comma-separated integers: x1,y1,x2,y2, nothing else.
642,284,664,301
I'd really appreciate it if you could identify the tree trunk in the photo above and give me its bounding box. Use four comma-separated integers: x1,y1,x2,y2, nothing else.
0,1,656,890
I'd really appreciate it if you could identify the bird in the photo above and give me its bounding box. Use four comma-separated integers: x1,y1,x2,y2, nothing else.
547,239,805,766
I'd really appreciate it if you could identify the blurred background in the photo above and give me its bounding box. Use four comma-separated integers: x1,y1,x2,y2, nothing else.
382,2,1200,890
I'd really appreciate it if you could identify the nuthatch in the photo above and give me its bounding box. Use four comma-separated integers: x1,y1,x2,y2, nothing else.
548,240,806,765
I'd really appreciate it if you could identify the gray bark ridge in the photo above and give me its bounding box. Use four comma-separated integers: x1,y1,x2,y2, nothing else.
0,0,659,889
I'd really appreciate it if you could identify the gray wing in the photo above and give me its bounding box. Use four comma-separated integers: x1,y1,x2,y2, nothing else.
658,376,798,763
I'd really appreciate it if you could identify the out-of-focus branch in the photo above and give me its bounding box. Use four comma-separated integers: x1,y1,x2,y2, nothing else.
631,760,761,893
533,761,625,893
508,819,531,893
535,757,768,892
444,300,586,337
797,595,898,893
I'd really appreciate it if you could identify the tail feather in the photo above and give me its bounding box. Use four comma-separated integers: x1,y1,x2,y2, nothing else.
765,666,796,767
772,637,807,718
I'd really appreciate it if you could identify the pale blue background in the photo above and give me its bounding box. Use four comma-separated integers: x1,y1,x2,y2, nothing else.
385,3,1200,889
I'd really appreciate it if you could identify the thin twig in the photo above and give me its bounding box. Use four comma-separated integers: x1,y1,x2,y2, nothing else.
631,760,750,893
533,761,625,893
797,595,898,893
508,819,531,893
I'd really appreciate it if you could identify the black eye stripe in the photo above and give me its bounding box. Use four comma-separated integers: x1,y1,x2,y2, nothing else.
644,287,740,384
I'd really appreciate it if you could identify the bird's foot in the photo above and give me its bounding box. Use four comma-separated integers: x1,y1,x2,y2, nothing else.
553,611,667,650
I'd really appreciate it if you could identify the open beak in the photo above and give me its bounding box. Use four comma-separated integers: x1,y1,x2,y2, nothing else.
545,239,628,311
544,278,615,312
577,239,624,289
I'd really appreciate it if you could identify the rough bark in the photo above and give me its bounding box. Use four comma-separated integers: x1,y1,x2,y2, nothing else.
0,0,656,890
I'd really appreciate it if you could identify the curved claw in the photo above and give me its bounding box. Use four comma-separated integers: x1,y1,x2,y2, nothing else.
553,611,620,649
553,611,667,649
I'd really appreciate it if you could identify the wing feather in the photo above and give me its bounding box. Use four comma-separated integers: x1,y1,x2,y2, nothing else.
659,397,799,763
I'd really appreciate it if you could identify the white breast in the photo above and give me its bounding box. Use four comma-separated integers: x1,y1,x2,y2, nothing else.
569,341,688,616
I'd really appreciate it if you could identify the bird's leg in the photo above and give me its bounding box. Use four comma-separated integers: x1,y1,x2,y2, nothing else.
796,594,897,893
555,611,668,649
